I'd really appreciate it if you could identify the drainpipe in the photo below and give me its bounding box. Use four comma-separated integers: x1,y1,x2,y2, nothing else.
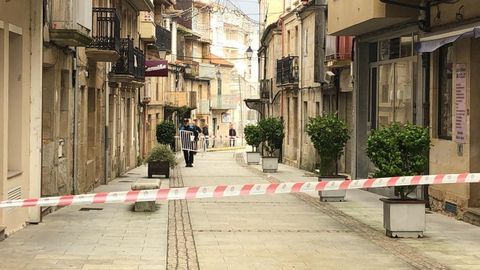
104,63,110,185
72,49,78,195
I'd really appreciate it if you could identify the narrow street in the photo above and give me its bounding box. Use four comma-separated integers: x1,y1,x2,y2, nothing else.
1,151,480,270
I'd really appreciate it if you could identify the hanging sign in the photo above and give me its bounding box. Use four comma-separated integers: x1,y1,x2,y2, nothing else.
145,60,168,77
455,64,467,144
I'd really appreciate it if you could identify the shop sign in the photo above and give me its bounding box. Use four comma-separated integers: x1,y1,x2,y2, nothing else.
145,60,168,77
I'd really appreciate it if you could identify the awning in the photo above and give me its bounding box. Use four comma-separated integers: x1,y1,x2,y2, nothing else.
416,27,480,53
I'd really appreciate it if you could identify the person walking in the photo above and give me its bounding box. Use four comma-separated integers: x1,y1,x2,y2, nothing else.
202,124,209,149
228,123,236,147
180,119,198,167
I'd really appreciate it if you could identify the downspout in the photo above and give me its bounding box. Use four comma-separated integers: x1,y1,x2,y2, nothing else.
72,49,78,195
104,63,110,185
299,10,304,168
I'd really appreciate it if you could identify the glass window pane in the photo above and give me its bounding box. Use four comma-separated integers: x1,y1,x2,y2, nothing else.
394,61,413,123
378,64,394,126
438,45,453,139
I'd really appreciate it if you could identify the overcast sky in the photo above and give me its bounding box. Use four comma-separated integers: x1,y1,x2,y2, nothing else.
232,0,259,22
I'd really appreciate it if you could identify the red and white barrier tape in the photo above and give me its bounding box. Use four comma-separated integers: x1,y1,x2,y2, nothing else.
1,173,478,209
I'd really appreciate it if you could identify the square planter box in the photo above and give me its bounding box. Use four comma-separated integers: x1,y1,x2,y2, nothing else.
148,161,170,178
262,157,278,173
318,176,347,202
246,152,261,165
380,198,426,238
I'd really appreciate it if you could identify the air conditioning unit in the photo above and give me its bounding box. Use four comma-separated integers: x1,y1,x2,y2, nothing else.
324,70,335,84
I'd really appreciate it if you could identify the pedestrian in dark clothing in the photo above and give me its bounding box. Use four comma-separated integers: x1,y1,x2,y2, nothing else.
202,124,209,149
228,123,236,147
180,119,198,167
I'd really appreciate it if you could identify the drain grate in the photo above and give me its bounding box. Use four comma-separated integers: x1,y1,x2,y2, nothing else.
79,207,103,211
119,180,134,183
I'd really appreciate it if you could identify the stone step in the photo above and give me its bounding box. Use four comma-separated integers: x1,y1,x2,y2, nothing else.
464,208,480,227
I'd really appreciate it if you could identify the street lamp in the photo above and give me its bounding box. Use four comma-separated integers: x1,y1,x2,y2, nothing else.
216,70,221,79
184,64,192,75
159,48,167,59
246,46,253,61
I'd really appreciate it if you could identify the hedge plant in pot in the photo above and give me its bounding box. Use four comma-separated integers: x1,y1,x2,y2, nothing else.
157,121,176,150
306,113,350,202
244,124,262,165
145,144,177,178
366,123,430,238
258,117,284,173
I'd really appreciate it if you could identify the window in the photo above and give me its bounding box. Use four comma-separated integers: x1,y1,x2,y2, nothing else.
315,102,320,116
287,30,291,55
377,62,413,127
438,45,453,140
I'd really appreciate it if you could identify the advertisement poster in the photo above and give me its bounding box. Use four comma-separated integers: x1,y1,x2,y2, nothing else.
455,64,467,144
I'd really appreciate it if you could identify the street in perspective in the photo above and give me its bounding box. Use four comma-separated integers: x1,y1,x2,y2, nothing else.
2,0,480,269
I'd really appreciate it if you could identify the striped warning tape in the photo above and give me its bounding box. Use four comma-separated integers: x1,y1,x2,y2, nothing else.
1,173,478,209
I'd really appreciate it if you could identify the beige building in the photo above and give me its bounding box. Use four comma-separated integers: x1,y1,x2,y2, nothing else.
260,0,339,172
328,0,480,223
0,0,43,235
419,1,480,222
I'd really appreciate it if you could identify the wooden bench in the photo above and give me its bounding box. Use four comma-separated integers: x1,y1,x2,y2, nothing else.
131,179,161,212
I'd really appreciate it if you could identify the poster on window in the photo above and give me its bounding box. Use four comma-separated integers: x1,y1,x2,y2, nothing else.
455,64,467,144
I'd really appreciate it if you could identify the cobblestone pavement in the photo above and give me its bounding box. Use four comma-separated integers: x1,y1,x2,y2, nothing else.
0,167,169,270
167,167,199,270
1,152,480,269
178,151,415,270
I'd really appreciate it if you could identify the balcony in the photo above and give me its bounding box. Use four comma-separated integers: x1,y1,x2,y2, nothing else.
139,12,156,42
276,56,299,86
156,25,172,53
328,0,419,36
49,0,93,46
165,91,197,109
130,0,154,11
86,8,120,62
325,36,353,67
198,63,216,80
260,79,271,100
197,100,211,115
211,95,238,110
110,38,145,83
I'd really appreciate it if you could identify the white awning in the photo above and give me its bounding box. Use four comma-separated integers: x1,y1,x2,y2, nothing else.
416,26,480,53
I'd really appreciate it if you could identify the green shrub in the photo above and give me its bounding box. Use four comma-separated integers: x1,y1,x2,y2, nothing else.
258,117,284,157
244,124,262,152
306,113,350,176
156,121,176,147
366,123,430,199
144,144,177,168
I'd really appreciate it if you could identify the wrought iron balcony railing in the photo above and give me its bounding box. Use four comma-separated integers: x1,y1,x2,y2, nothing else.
156,25,172,53
112,38,145,81
88,8,120,52
276,56,299,86
134,48,145,81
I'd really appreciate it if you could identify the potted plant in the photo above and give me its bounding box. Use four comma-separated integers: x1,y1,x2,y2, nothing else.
367,123,430,238
258,117,284,173
306,113,350,202
144,144,177,178
156,121,176,150
244,124,262,165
